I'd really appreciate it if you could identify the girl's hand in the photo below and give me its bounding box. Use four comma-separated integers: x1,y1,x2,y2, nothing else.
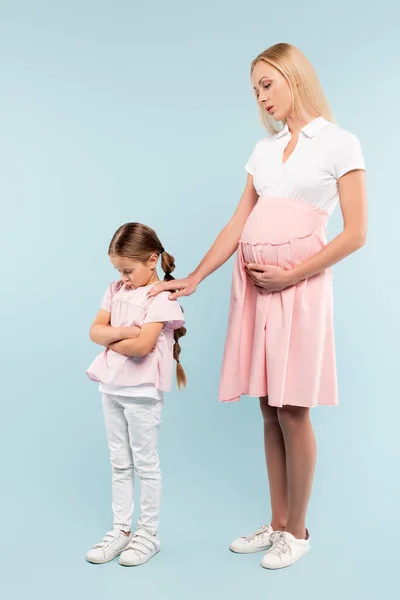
109,340,157,355
147,276,199,300
119,326,141,340
245,263,296,293
108,322,163,358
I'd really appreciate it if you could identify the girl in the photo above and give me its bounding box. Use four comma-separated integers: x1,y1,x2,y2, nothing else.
148,43,367,569
85,222,186,567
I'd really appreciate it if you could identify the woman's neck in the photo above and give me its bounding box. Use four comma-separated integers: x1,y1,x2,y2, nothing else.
286,112,319,136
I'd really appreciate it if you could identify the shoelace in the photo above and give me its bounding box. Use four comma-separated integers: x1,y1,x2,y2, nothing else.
269,531,281,544
268,533,291,558
126,532,156,557
93,531,121,549
246,525,271,542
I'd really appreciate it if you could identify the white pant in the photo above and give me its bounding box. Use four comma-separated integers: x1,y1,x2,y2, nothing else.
102,394,163,536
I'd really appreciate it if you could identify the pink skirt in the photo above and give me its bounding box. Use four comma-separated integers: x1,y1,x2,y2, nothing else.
218,196,338,407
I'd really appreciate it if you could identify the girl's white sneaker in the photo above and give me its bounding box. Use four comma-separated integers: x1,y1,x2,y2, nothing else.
261,530,310,569
86,530,131,564
229,524,277,554
119,529,160,566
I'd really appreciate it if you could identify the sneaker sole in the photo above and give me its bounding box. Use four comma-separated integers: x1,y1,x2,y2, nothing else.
229,544,272,554
119,548,160,567
86,550,126,564
261,562,292,570
261,548,310,569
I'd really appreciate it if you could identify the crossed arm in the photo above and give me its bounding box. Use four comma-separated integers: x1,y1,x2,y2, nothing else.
89,309,164,357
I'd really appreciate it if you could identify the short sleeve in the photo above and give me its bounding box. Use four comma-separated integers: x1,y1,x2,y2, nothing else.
144,292,185,330
334,133,366,180
245,142,259,175
100,281,121,312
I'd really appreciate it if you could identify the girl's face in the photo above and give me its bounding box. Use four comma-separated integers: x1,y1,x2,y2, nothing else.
110,254,159,289
251,61,293,123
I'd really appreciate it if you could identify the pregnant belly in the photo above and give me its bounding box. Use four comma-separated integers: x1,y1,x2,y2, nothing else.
240,196,328,268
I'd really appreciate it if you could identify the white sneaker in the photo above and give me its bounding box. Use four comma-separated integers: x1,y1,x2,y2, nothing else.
119,529,160,566
261,530,310,569
229,524,278,554
86,530,131,564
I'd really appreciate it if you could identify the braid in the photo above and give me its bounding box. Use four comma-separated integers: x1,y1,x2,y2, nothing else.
160,250,175,282
159,247,187,389
173,325,187,389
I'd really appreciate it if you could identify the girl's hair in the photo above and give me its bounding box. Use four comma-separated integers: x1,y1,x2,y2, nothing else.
109,222,187,389
250,42,335,135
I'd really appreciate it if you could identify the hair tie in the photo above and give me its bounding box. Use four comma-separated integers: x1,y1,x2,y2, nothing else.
160,247,165,254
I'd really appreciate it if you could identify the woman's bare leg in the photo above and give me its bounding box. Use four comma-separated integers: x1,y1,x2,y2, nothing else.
277,405,316,539
260,396,288,531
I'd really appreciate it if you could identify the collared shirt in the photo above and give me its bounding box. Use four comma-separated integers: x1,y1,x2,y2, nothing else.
245,116,366,216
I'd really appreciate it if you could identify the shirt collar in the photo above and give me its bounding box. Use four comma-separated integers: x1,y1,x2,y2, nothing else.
276,123,289,138
276,116,331,139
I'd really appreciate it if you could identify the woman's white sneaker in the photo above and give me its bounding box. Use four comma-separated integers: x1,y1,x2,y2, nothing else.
86,530,131,564
261,530,310,569
119,529,160,566
229,524,277,554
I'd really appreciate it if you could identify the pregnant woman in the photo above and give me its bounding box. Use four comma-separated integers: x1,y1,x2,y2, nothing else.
149,42,367,569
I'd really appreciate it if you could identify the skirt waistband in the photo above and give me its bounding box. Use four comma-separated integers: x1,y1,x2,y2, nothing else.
240,196,328,247
259,196,329,221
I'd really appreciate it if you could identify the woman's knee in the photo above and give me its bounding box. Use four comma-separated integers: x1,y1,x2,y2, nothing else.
260,396,279,425
277,405,309,429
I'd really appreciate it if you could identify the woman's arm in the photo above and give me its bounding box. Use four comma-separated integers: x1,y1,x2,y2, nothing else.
148,175,259,299
246,170,367,292
189,175,259,284
109,322,164,357
89,309,141,347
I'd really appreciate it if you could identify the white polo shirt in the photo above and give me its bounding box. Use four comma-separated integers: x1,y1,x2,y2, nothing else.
245,116,366,216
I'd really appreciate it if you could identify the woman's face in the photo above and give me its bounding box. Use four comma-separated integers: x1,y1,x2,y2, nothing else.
251,61,293,123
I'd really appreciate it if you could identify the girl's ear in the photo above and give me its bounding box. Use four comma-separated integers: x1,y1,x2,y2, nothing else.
148,253,159,270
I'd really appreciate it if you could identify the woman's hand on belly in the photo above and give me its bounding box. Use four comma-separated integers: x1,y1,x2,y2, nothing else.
245,263,294,293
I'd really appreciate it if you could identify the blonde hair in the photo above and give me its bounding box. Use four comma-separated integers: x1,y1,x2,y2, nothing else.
109,222,187,389
250,42,335,135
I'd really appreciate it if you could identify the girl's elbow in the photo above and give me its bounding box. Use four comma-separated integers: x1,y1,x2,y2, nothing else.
132,344,152,358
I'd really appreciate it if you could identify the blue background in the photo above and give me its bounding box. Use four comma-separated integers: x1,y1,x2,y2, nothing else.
1,1,398,598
